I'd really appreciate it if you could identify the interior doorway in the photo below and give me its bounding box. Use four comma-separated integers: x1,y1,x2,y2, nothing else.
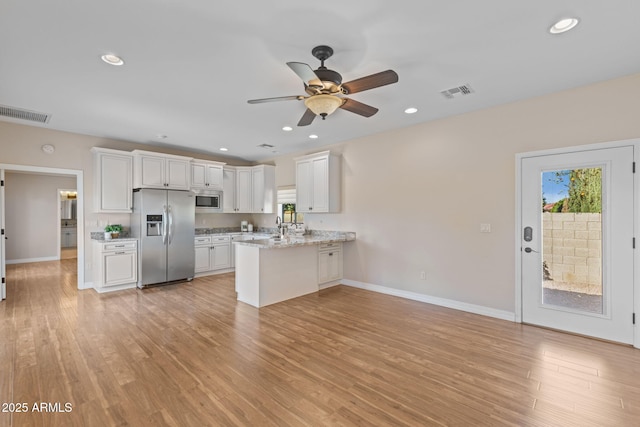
58,187,78,260
0,163,84,300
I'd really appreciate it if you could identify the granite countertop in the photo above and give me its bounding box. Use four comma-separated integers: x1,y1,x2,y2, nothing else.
90,231,137,242
235,232,355,249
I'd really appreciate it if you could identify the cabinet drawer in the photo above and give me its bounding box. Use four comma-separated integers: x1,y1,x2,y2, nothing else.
194,236,211,244
104,241,137,251
211,235,230,243
319,242,342,252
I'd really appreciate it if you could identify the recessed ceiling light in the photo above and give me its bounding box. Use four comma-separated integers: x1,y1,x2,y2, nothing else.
282,126,293,132
101,54,124,66
549,17,579,34
219,147,228,152
156,134,167,139
309,134,318,139
404,107,418,114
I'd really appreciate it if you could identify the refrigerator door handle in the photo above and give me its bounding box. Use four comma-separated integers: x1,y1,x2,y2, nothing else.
168,205,174,245
162,205,168,245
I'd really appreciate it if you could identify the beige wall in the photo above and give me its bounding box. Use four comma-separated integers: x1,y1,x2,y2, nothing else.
2,72,639,312
5,172,76,261
263,73,640,312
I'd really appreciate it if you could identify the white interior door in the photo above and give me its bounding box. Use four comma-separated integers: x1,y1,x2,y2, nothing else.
1,169,6,300
520,146,634,344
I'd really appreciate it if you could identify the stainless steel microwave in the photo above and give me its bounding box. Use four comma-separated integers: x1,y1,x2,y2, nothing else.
195,190,222,213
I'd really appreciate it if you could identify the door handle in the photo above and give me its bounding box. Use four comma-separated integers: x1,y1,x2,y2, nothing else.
524,247,539,253
162,205,168,245
167,205,174,245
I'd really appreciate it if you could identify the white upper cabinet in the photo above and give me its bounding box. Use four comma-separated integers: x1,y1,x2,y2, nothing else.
191,160,225,191
235,167,253,213
223,166,237,212
222,165,275,213
91,147,133,213
252,165,275,213
295,151,341,213
132,150,192,190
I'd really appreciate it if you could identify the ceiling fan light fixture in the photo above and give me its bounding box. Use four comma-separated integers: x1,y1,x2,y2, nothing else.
304,94,342,119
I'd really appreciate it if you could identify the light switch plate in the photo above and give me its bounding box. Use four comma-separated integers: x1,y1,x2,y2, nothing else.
480,223,491,233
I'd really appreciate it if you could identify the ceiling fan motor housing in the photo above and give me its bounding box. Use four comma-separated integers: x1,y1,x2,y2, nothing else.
315,68,342,86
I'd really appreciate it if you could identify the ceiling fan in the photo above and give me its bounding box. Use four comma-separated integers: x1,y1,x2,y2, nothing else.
247,45,399,126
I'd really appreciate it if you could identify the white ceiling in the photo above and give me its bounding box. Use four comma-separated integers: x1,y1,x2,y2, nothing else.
1,1,639,162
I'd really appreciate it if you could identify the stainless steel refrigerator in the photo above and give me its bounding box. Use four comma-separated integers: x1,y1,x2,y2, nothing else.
131,189,195,288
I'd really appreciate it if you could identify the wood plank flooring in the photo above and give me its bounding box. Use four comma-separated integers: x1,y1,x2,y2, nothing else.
1,260,640,426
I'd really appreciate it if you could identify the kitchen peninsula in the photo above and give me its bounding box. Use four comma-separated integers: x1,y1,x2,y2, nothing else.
235,231,355,307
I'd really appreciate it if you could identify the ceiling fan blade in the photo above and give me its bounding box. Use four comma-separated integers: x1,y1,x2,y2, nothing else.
287,62,323,88
247,95,304,104
340,98,379,117
341,70,399,94
297,108,316,126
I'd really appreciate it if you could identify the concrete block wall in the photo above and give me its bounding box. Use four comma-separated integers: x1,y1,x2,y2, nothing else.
542,212,602,295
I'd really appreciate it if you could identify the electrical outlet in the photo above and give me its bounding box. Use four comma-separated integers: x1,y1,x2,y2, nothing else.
420,271,426,280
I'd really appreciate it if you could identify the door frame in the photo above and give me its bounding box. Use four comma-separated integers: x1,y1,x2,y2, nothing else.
515,138,639,349
0,163,84,289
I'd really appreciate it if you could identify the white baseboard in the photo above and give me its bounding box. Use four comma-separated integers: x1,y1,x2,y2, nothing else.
319,280,341,290
93,283,137,293
80,282,94,290
341,279,516,322
6,256,59,265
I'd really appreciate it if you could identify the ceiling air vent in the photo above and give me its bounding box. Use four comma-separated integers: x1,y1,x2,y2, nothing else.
0,104,51,124
440,84,474,100
257,143,275,149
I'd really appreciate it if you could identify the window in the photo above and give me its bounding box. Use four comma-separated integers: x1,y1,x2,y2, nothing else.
279,203,303,224
277,186,303,224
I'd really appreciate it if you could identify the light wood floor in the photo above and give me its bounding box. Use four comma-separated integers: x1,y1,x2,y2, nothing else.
2,261,639,426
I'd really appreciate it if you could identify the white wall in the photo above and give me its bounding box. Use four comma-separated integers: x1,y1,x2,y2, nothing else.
0,124,250,284
195,213,253,229
5,172,75,262
264,73,640,313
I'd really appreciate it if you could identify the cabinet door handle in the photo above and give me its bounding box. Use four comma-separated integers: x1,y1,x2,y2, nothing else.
115,251,125,255
328,253,333,256
115,245,125,248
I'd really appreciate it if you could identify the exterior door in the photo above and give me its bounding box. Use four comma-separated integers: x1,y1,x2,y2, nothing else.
1,169,5,300
520,146,634,344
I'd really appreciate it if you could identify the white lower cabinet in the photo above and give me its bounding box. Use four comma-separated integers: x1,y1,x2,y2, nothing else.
194,236,212,273
93,240,138,292
61,228,77,248
194,235,231,274
211,237,231,270
318,242,343,285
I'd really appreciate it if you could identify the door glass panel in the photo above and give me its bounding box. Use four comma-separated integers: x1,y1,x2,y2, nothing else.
541,168,603,314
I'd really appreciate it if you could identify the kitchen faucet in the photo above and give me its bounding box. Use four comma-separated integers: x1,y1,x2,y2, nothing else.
276,216,284,238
